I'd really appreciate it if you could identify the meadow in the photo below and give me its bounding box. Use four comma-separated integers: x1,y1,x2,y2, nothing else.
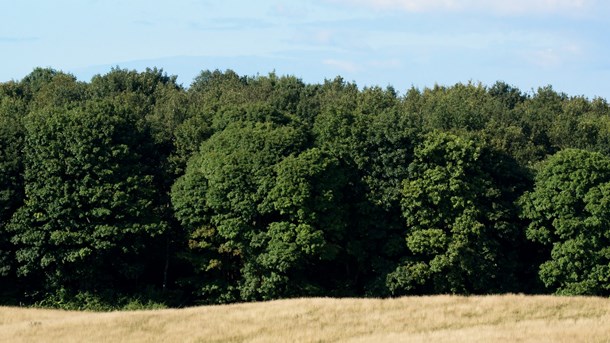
1,294,609,342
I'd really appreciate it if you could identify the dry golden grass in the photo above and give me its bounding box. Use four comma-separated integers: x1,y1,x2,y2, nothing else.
1,294,609,342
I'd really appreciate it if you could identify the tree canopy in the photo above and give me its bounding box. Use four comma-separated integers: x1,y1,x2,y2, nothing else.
388,132,526,295
1,67,609,308
520,149,610,295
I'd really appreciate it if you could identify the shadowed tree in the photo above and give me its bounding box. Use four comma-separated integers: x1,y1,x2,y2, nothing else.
388,132,528,295
0,82,28,280
9,99,167,296
171,119,308,303
520,149,610,295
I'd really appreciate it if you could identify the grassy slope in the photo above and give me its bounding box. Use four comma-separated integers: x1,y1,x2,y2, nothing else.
1,295,609,342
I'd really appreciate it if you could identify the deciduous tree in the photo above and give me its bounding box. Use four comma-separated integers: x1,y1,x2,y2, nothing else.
9,100,166,294
520,149,610,295
388,132,526,294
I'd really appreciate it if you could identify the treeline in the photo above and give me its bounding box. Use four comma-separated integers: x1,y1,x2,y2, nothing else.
1,67,609,309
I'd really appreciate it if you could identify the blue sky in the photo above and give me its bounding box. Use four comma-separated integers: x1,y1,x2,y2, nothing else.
1,0,609,98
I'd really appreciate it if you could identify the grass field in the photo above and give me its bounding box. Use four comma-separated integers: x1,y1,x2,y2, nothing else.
1,294,609,342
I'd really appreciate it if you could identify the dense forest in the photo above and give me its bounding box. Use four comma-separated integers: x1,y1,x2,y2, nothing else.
1,67,609,309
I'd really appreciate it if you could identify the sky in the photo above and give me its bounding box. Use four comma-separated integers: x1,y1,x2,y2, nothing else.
1,0,609,98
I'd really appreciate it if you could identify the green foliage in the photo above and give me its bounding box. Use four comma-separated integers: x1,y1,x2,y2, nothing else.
514,86,566,159
418,82,501,132
20,67,63,96
550,96,610,155
3,66,610,307
388,132,525,294
242,148,352,299
488,81,527,110
0,85,27,277
312,83,420,295
314,83,414,207
171,115,213,175
520,149,610,295
9,100,166,293
172,120,309,303
89,67,178,99
35,288,169,311
29,73,86,112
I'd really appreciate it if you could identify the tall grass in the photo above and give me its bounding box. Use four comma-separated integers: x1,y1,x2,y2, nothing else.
1,295,609,342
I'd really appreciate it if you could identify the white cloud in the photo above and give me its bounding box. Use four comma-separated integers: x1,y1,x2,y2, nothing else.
368,58,402,69
290,28,371,52
323,59,362,72
313,30,336,45
528,48,563,68
328,0,594,14
522,43,585,69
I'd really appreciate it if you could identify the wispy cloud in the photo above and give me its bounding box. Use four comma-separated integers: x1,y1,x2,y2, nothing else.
289,28,371,53
522,43,585,69
327,0,595,15
323,59,361,72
